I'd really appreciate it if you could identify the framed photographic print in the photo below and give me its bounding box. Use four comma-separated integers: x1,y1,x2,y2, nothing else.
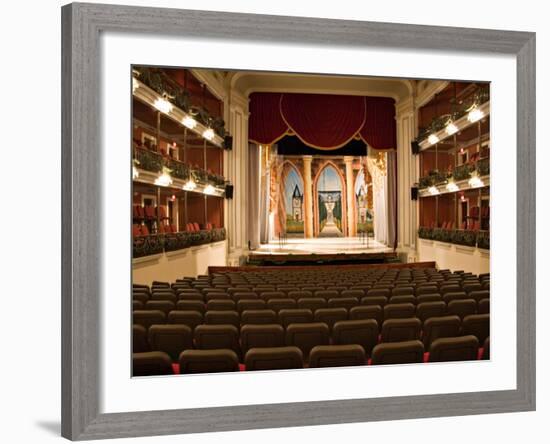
61,2,535,440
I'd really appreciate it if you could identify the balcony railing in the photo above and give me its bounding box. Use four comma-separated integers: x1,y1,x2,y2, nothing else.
418,158,489,192
133,146,226,189
418,227,489,249
133,227,227,258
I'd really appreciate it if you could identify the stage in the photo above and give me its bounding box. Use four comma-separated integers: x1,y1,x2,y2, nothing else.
254,237,392,255
247,237,397,266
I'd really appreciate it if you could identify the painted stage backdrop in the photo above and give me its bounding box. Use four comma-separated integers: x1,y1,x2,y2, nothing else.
270,152,374,239
283,167,304,237
317,166,343,238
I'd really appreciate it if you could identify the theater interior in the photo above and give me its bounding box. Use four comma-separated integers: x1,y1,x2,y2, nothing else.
131,66,490,376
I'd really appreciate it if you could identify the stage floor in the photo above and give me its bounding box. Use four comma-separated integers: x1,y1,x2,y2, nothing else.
252,237,392,256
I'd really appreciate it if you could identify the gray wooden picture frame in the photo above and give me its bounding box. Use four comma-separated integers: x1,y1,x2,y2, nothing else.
61,2,536,440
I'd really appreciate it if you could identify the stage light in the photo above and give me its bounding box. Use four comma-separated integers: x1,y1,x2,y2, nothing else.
154,170,173,187
428,185,440,195
468,174,484,188
183,179,196,191
132,165,139,179
203,128,215,141
467,107,484,123
204,184,216,195
428,134,439,145
445,122,458,136
182,115,197,129
446,180,459,192
153,98,173,114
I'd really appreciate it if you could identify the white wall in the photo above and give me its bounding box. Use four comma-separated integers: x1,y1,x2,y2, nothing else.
2,1,547,444
133,241,227,285
418,239,490,274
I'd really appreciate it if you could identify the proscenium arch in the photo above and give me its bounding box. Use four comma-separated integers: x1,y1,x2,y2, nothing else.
312,160,348,237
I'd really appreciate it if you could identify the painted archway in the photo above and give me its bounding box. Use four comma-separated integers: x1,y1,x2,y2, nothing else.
354,165,374,234
277,161,305,238
313,162,347,237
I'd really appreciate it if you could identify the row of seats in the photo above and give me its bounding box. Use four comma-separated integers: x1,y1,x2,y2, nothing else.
133,292,489,314
134,313,489,358
134,334,490,376
133,266,490,375
133,297,489,333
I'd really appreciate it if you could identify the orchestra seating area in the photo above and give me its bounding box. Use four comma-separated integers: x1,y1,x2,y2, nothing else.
132,265,490,375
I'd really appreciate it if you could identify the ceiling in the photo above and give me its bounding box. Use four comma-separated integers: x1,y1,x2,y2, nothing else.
229,71,414,102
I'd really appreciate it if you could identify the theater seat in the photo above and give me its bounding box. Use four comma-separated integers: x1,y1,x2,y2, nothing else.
278,309,313,328
286,323,330,358
133,310,166,330
447,299,477,320
241,309,277,325
240,324,285,354
167,310,203,330
244,346,303,371
327,297,359,310
148,324,193,361
371,340,424,365
176,300,205,313
383,303,415,320
361,296,387,307
309,345,366,368
133,351,173,376
462,314,490,343
267,298,296,312
428,335,479,362
237,299,266,313
349,305,383,328
194,324,240,355
297,297,327,312
204,310,240,328
133,324,149,353
422,315,461,348
478,298,490,314
481,336,490,359
179,349,239,374
332,319,378,356
313,308,347,331
416,301,447,323
389,295,416,305
381,318,421,343
145,300,175,314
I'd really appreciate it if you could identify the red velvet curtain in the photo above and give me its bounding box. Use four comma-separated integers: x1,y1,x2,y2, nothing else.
248,93,287,145
280,93,365,150
248,93,396,150
360,97,397,150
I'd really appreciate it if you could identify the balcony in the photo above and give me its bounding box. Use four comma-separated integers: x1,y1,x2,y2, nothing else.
133,146,226,197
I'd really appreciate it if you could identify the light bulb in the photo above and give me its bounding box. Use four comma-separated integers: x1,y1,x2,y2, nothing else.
204,184,216,195
132,165,139,179
182,115,197,129
467,108,484,123
153,98,173,114
132,78,139,93
428,134,439,145
428,186,440,195
203,128,215,141
446,181,459,192
154,172,173,187
468,175,484,188
445,122,458,136
183,179,196,191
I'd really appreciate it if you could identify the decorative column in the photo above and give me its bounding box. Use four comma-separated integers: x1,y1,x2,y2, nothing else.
302,155,314,238
344,156,355,237
224,90,249,265
396,95,418,260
